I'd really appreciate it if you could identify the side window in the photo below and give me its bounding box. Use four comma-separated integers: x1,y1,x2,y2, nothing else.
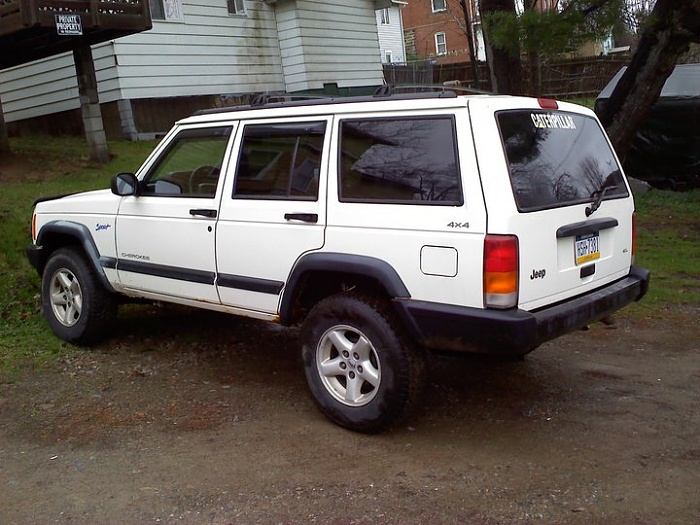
339,117,463,205
142,126,232,198
227,0,246,15
431,0,446,12
233,122,326,200
435,31,447,56
149,0,183,21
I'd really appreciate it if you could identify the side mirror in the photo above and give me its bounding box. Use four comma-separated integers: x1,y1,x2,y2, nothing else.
111,172,139,196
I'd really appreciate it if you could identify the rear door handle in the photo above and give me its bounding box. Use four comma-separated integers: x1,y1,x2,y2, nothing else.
284,213,318,223
189,209,217,218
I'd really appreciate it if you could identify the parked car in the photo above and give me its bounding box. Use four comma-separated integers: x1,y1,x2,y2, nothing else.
27,91,649,432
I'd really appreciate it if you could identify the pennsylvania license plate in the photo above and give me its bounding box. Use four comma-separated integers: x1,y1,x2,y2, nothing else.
575,232,600,265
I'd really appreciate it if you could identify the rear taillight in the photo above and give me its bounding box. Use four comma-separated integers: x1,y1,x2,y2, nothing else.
31,212,37,243
484,234,519,309
631,212,637,263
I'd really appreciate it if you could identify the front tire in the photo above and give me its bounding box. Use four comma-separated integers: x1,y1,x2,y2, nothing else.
41,247,116,345
301,293,425,433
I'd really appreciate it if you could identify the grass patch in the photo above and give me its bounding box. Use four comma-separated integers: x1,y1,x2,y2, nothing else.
631,189,700,317
0,136,155,380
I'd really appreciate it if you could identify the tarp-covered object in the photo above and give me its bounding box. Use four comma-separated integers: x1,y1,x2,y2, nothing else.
595,64,700,189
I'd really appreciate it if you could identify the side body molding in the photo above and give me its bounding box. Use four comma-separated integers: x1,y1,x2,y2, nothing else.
31,220,116,292
279,252,411,325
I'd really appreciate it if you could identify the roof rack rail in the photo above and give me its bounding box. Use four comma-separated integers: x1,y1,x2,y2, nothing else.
375,83,493,96
250,92,333,106
192,89,465,116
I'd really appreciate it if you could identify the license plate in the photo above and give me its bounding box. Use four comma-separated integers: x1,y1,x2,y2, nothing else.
575,232,600,265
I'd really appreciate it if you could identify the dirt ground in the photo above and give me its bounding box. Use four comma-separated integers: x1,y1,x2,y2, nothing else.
1,303,699,524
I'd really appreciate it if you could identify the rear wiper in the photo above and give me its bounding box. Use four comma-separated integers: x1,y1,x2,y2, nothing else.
585,185,617,217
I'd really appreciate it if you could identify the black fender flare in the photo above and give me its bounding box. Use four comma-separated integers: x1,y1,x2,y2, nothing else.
33,220,116,293
279,252,410,325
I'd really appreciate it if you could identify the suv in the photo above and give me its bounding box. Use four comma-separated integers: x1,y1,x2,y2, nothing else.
27,91,649,432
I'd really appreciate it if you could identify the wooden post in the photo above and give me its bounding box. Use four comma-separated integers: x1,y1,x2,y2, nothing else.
73,43,110,164
0,94,10,154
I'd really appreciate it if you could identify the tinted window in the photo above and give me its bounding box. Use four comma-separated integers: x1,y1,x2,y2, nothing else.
339,117,462,205
142,126,232,198
233,122,326,200
498,110,628,212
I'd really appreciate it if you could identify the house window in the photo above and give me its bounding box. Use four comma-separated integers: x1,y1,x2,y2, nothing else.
380,8,390,25
385,50,393,63
431,0,446,12
227,0,246,15
149,0,183,21
435,32,447,56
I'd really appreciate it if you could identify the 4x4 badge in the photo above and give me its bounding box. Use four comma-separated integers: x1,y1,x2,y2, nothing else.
446,222,469,229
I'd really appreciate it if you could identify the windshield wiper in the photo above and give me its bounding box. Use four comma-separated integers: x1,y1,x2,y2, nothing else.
585,185,617,217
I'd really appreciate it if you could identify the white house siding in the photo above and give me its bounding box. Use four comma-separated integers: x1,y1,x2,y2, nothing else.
376,6,405,64
0,44,117,123
0,0,385,130
110,0,285,100
0,0,285,124
275,0,384,93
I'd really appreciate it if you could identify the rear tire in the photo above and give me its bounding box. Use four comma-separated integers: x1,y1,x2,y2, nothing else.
301,293,425,433
41,247,117,345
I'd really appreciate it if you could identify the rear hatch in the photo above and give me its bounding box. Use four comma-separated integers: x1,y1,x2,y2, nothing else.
470,97,635,311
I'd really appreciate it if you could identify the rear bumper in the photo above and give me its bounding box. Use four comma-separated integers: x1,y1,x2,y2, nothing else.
393,266,650,355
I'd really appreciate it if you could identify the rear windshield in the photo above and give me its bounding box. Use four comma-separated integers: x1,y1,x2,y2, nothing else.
497,110,628,212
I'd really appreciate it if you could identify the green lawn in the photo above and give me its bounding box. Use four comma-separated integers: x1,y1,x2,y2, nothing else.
0,136,697,378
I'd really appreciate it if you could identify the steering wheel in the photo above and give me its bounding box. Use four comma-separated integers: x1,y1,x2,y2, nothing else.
189,165,219,194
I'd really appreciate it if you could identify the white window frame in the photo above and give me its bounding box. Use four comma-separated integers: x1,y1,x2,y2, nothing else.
385,50,393,63
149,0,183,22
380,8,390,25
227,0,246,16
431,0,447,12
435,31,447,56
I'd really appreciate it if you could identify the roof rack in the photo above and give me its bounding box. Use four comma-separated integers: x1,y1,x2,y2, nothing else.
192,88,464,116
374,83,493,96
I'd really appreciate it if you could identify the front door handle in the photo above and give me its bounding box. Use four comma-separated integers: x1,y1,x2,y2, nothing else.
190,209,217,218
284,213,318,223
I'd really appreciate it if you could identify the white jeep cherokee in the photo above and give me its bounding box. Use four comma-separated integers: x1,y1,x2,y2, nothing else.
27,91,649,432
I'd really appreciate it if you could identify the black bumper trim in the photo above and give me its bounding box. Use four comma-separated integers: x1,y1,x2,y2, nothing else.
393,266,650,355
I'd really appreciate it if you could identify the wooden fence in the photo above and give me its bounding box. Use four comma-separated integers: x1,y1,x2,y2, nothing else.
384,56,629,99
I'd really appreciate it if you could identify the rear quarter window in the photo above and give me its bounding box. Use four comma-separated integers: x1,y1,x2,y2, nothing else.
339,116,463,205
497,110,628,212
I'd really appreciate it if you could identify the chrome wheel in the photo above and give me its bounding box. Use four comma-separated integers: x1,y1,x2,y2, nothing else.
48,267,83,327
316,324,381,407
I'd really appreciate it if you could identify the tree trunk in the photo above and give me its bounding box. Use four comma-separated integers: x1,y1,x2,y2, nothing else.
459,0,481,89
481,0,523,95
598,0,700,164
73,43,110,164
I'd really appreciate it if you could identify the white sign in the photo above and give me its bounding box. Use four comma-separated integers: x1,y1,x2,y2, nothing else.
55,14,83,36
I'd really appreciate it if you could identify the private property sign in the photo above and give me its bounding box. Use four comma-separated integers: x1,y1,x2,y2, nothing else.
55,14,83,36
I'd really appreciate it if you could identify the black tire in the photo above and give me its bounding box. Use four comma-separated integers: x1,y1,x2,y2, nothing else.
301,293,425,433
41,247,117,345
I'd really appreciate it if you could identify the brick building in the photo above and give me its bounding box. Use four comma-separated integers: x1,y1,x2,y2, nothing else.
401,0,482,64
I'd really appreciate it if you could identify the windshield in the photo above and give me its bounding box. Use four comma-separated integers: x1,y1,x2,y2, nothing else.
497,110,629,212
